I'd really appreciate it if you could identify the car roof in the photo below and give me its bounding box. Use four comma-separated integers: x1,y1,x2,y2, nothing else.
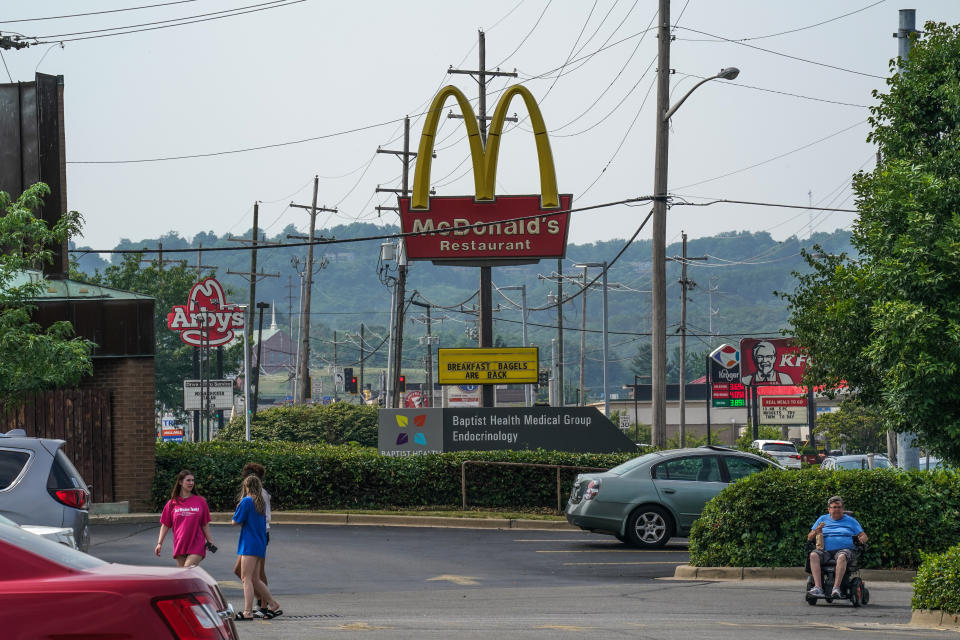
753,439,794,445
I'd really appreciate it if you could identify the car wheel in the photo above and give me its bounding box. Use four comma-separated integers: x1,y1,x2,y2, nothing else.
626,506,672,548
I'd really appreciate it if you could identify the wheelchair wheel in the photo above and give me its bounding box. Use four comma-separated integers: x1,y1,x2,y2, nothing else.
804,576,818,605
861,586,870,605
849,577,862,607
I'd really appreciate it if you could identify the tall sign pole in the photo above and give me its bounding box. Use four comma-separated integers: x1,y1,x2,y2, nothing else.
651,0,671,447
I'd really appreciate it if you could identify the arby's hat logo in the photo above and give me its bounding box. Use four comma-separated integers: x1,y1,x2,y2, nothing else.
166,277,245,347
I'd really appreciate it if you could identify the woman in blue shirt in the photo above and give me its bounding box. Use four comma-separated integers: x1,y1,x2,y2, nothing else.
806,495,868,598
232,475,282,621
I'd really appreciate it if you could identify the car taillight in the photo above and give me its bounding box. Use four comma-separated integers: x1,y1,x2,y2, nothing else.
153,592,234,640
51,488,88,509
584,479,601,500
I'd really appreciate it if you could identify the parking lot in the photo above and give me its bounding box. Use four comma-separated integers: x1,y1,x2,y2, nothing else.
89,522,953,639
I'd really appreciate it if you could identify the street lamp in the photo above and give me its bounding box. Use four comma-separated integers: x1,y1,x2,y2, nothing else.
651,65,740,448
573,262,609,417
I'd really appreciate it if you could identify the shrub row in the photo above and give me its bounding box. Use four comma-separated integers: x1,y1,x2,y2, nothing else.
154,441,634,512
912,543,960,614
689,467,960,569
214,403,379,447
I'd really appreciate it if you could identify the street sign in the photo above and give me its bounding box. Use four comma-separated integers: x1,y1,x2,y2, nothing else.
312,378,323,400
334,367,344,393
618,414,630,430
183,379,234,410
322,396,332,405
437,347,538,385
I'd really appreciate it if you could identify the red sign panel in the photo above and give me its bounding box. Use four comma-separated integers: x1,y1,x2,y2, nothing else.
167,277,245,347
712,382,746,407
399,194,572,263
739,338,809,386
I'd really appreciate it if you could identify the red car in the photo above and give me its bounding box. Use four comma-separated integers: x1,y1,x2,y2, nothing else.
0,521,238,640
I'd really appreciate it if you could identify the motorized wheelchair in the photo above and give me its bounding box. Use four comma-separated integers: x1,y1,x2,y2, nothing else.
804,535,870,607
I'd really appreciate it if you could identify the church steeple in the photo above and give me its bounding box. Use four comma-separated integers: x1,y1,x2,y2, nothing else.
270,300,278,330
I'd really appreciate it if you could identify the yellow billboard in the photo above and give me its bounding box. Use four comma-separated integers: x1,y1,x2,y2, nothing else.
437,347,539,385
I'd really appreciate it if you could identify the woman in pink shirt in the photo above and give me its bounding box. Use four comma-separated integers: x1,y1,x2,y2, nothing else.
155,470,215,567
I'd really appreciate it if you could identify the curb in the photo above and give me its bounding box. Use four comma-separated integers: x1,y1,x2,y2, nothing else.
90,512,577,531
910,610,960,631
673,565,917,583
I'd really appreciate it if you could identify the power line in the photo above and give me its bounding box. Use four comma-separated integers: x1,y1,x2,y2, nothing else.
675,26,886,79
0,0,202,24
32,0,307,44
687,74,869,108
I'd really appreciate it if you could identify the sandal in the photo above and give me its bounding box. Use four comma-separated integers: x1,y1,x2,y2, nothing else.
234,612,255,621
260,606,283,619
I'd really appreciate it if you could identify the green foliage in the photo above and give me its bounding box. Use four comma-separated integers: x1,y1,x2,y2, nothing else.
912,543,960,614
0,183,93,402
689,468,960,569
815,398,886,454
783,23,960,466
215,402,379,446
154,441,636,512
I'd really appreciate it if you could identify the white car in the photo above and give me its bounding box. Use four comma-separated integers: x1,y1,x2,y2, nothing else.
0,513,78,549
751,439,803,469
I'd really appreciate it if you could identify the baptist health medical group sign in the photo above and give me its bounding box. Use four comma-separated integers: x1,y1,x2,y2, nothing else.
378,407,634,456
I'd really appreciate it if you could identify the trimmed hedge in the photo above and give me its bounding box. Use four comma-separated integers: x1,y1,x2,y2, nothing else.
913,543,960,614
154,441,634,512
214,403,379,446
689,468,960,569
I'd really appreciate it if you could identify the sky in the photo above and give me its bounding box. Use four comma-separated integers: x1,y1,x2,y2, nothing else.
2,0,959,255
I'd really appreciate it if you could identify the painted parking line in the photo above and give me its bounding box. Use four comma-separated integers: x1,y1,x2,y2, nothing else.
536,549,689,553
562,561,688,566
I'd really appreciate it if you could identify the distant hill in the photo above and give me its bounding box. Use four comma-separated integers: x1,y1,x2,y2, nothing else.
70,225,854,402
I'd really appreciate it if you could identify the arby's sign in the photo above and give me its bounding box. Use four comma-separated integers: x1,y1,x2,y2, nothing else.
166,277,244,347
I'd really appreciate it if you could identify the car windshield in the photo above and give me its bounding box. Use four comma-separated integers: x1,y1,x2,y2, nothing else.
0,521,103,570
607,452,661,475
762,443,797,453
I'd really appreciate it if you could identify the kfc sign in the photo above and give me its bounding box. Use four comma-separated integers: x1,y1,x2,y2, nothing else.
167,277,245,347
739,338,809,386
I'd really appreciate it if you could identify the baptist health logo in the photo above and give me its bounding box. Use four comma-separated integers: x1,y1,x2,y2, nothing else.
395,414,428,447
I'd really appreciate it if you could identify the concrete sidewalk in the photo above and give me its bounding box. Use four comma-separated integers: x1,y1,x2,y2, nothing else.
673,564,917,583
90,511,578,531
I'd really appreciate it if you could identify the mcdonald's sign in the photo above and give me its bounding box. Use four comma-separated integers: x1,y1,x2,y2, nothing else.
399,85,571,265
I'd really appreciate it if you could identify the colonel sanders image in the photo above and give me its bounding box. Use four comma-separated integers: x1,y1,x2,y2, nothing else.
741,340,794,385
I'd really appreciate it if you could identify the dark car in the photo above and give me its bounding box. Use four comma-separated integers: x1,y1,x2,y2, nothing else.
566,445,782,548
0,520,237,639
0,429,90,551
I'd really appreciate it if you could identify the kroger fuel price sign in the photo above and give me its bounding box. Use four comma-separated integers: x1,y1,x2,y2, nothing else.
437,347,538,385
400,85,571,265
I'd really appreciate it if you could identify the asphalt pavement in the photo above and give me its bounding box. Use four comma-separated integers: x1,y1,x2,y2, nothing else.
88,520,956,640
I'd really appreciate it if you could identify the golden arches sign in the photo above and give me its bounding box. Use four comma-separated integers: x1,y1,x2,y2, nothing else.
410,84,560,210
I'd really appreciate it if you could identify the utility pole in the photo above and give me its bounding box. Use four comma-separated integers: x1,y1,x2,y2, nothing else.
651,0,671,448
411,300,438,408
556,259,565,407
290,177,337,404
448,30,518,408
226,203,280,413
359,323,365,396
579,267,588,406
333,330,339,402
892,8,920,470
189,245,217,442
377,117,416,409
670,232,707,447
253,301,270,416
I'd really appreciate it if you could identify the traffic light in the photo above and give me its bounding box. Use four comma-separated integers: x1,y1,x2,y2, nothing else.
398,375,406,392
348,376,358,394
344,367,357,393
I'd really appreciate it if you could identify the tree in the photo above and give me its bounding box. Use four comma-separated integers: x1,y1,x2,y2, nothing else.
815,399,886,455
0,183,93,401
76,254,242,415
783,22,960,464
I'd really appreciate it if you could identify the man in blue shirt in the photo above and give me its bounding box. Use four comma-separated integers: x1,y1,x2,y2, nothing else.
807,495,868,598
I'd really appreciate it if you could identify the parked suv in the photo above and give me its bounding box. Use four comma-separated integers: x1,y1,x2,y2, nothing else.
751,439,803,469
0,430,90,552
